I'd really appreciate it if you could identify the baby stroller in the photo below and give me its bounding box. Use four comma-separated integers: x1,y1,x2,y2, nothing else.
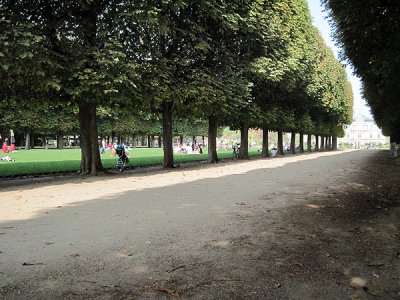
114,144,130,172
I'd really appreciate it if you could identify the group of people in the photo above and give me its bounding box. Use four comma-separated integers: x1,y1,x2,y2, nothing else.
174,143,203,154
1,141,16,162
2,142,16,154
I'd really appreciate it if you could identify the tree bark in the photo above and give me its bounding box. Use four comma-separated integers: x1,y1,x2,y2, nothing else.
332,136,338,150
261,127,269,158
179,135,184,146
162,102,174,168
307,134,312,152
290,131,296,154
147,135,151,148
132,133,136,147
299,133,304,153
208,115,218,163
240,122,249,159
315,135,319,151
57,131,64,149
25,128,31,150
111,131,116,143
78,102,103,175
158,135,162,148
278,130,284,155
320,135,325,150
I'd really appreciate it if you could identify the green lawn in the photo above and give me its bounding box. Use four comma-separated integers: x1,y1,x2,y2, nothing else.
0,147,262,177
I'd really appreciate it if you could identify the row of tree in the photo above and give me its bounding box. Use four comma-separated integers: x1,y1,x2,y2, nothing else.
1,0,353,174
322,0,399,143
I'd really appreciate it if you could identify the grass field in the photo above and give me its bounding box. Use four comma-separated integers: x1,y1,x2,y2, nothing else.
0,147,262,177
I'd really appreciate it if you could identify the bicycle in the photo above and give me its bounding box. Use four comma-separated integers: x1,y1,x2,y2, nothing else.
232,143,241,159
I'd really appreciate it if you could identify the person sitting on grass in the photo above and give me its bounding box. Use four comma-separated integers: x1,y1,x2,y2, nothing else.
0,156,15,161
2,142,8,154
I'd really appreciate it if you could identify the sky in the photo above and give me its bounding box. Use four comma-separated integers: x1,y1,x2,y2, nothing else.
307,0,373,119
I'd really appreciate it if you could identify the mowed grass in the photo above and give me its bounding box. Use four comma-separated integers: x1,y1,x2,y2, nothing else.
0,147,262,177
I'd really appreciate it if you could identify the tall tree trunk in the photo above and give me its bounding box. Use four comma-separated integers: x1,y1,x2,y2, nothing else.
299,133,304,153
158,135,162,148
162,102,174,168
25,128,31,150
240,122,249,159
328,136,332,150
332,136,338,150
208,115,218,163
111,131,116,143
78,102,103,175
57,131,64,149
179,135,184,146
320,135,325,150
132,133,136,148
192,136,196,145
147,135,151,148
278,130,284,155
315,135,319,151
261,127,269,158
290,131,296,154
307,134,312,152
73,135,78,147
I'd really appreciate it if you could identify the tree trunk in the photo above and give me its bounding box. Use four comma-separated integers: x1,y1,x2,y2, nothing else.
278,130,284,155
315,135,319,151
162,102,174,168
25,128,31,150
240,122,249,159
147,135,151,148
320,135,325,150
179,135,184,146
261,127,269,158
208,115,218,163
78,102,103,175
73,135,78,147
57,131,64,149
132,133,136,148
299,133,304,153
111,131,116,143
328,136,332,150
158,135,162,148
307,134,312,152
332,136,338,150
192,136,196,145
290,131,296,154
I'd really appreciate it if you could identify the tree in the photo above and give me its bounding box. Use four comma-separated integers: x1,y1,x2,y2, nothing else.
1,0,140,174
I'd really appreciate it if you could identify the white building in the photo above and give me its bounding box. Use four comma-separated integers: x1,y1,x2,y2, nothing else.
339,115,389,148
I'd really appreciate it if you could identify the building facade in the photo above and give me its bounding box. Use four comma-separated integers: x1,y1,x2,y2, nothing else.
338,115,389,148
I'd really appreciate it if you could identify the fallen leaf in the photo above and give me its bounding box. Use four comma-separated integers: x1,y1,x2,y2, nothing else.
273,283,282,289
154,287,180,297
295,262,304,268
349,277,367,288
70,253,80,257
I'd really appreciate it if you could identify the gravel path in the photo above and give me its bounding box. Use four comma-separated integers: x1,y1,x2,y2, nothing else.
0,150,399,299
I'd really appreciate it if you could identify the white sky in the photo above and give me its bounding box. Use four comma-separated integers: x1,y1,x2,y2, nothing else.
307,0,373,119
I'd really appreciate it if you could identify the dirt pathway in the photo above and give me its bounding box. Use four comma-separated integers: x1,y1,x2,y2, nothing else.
0,150,399,299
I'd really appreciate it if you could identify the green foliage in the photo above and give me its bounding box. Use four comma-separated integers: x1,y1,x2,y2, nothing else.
323,0,400,137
